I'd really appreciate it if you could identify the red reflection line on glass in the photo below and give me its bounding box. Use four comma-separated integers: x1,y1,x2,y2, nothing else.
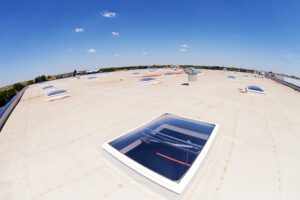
156,152,191,167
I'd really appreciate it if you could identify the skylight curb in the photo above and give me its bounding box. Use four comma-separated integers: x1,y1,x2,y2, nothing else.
102,113,219,194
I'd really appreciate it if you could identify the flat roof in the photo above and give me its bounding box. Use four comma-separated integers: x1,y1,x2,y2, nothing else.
0,69,300,199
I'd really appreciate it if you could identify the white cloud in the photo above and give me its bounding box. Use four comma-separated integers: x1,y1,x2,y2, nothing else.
101,11,117,18
112,32,119,36
74,28,84,32
141,52,148,56
180,48,187,52
87,49,97,53
181,44,189,48
115,54,119,57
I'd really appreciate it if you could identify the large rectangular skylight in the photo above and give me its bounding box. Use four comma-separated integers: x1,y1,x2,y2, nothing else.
102,113,219,194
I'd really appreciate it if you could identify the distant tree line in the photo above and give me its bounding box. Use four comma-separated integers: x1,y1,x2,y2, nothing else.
0,75,47,108
34,75,47,83
100,65,150,72
180,65,254,73
100,65,255,73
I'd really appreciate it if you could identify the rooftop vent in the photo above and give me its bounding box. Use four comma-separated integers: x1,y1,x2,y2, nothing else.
183,67,198,84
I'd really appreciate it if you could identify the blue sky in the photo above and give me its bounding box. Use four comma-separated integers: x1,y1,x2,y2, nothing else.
1,0,300,86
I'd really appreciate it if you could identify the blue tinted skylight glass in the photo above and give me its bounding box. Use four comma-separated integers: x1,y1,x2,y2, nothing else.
88,76,97,79
248,85,264,92
227,76,236,79
43,86,54,90
139,78,157,81
48,90,67,96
